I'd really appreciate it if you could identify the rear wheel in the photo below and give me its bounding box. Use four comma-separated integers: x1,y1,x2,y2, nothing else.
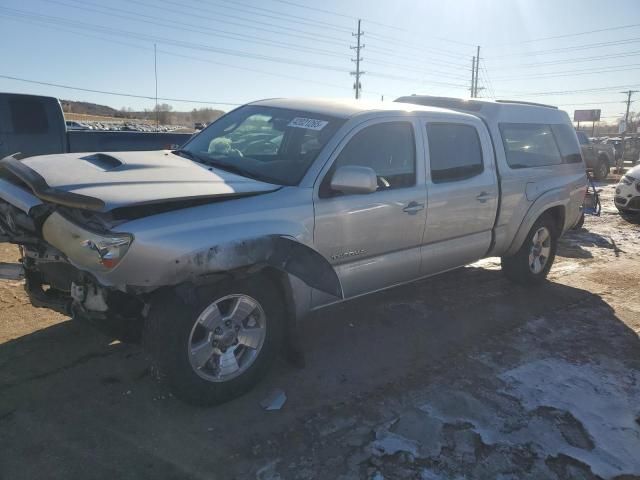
593,158,609,181
144,275,284,406
502,214,558,285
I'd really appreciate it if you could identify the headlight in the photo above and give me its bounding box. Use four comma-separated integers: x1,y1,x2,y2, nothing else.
80,235,132,270
621,175,635,186
42,212,133,272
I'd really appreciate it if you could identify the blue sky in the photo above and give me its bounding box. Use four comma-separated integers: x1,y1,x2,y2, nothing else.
1,0,639,123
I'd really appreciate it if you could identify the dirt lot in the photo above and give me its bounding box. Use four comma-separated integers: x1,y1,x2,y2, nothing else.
1,176,639,479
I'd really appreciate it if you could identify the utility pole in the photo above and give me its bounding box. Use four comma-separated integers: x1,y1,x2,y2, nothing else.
350,19,364,99
474,45,481,98
154,43,159,132
470,56,476,98
622,90,638,133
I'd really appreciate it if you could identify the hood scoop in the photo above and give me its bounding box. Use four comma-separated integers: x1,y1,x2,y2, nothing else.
80,153,123,171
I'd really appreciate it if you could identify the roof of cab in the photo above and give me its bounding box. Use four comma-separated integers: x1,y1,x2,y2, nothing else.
0,92,59,102
248,97,471,120
394,95,572,124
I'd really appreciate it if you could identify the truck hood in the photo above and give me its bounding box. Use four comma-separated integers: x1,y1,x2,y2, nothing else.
2,151,280,212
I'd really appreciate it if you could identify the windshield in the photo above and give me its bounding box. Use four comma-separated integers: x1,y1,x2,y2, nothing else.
180,105,344,185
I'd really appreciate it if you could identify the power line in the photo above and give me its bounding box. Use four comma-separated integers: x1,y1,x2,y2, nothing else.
39,0,350,60
505,83,640,98
0,74,241,106
0,7,351,73
3,15,362,95
119,0,350,48
556,101,630,106
367,71,468,89
479,65,496,98
515,22,640,44
363,58,469,80
365,32,473,55
490,35,640,59
270,0,403,31
193,0,352,34
492,62,640,81
493,49,640,69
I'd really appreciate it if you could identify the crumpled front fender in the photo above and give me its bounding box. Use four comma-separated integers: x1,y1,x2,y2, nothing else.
176,235,343,298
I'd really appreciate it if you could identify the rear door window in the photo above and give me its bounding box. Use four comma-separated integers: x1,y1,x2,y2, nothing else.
499,123,563,168
9,98,49,134
551,124,583,163
426,123,483,183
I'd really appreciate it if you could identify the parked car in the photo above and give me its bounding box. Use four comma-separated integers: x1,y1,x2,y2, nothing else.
0,97,586,405
65,120,90,131
575,131,616,181
604,137,623,161
622,136,640,166
614,164,640,213
0,92,192,158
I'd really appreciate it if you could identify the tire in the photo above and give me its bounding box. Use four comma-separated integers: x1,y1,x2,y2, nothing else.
593,158,609,181
144,275,285,406
501,213,558,285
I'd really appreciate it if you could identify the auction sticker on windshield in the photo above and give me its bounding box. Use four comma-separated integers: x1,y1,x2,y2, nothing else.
288,117,328,130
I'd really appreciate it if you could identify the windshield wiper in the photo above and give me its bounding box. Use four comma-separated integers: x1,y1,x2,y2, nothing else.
173,149,266,182
204,158,262,180
172,149,198,160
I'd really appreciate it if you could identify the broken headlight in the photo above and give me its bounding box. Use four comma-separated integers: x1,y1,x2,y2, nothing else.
80,235,132,270
42,212,133,272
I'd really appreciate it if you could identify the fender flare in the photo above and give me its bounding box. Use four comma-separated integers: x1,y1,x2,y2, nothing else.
504,189,567,257
182,235,343,299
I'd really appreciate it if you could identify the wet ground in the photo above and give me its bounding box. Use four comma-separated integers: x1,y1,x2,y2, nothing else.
1,173,639,479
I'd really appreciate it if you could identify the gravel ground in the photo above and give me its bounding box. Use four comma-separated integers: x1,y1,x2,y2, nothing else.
0,174,639,480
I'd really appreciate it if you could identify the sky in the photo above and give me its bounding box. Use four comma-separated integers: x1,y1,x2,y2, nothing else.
1,0,640,124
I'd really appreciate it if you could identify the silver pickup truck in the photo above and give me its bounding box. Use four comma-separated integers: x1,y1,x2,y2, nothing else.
0,97,586,405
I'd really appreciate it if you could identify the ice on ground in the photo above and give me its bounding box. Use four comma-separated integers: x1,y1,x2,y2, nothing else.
260,389,287,411
371,429,420,458
500,358,640,479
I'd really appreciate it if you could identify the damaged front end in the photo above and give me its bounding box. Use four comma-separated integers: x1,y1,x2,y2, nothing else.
0,172,146,340
1,152,343,344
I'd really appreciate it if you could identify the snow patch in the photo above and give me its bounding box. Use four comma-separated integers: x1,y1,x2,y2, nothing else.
500,358,640,479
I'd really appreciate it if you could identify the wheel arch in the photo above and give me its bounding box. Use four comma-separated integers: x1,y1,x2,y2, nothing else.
504,193,567,257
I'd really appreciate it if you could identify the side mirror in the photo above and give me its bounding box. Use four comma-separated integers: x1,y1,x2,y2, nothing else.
330,165,377,194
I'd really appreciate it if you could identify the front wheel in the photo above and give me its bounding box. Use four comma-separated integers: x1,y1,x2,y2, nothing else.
144,276,284,406
501,214,558,285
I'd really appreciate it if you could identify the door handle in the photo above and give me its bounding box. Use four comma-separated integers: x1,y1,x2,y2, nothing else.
402,201,425,214
476,191,492,203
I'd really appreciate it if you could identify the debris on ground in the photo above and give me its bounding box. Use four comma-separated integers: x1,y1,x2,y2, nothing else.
260,388,287,411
